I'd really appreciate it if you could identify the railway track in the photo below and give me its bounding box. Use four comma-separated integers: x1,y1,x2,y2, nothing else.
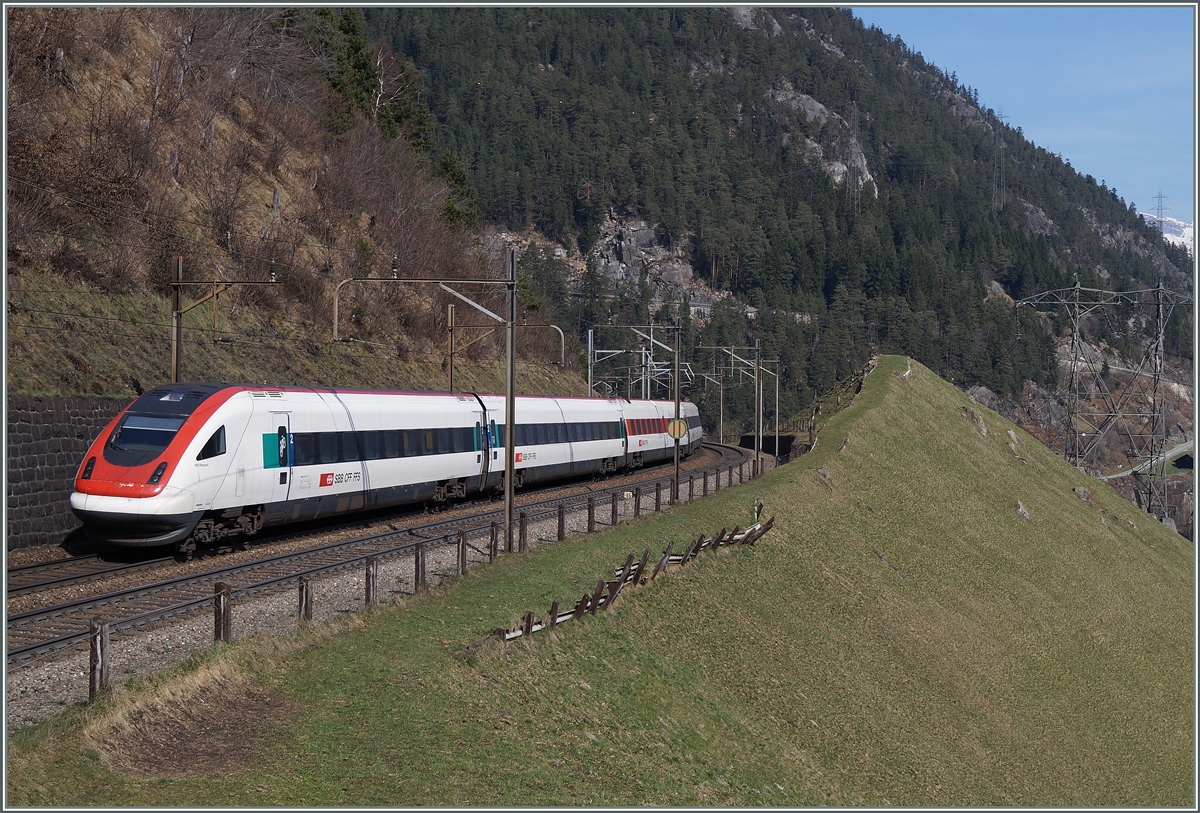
5,553,179,597
6,444,728,599
7,443,753,663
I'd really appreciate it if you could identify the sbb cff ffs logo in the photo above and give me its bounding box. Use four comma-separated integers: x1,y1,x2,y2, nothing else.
319,471,362,487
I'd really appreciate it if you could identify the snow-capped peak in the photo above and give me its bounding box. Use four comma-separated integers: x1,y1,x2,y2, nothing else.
1139,212,1193,257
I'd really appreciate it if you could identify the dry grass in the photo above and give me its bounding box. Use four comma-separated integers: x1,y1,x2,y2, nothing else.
7,8,570,399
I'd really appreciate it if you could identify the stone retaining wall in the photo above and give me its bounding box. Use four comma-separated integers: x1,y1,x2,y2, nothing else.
7,395,129,549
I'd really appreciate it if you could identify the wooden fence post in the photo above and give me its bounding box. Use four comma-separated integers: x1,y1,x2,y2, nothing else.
634,487,642,518
632,548,651,585
214,581,231,641
655,481,661,512
548,600,560,629
557,504,566,541
590,578,606,614
519,511,528,552
365,556,378,607
490,521,499,562
608,554,634,605
88,617,109,700
297,577,312,624
415,543,427,592
611,492,619,526
522,611,534,637
457,531,467,576
740,462,745,482
703,471,709,497
651,541,674,581
689,475,694,502
587,497,595,533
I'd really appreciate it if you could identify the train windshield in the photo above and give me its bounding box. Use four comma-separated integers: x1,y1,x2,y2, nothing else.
108,414,187,453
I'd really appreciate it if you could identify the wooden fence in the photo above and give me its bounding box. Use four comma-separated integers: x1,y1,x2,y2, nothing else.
493,513,775,643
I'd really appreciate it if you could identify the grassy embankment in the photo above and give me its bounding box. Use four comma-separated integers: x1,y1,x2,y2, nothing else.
6,264,584,399
6,356,1192,806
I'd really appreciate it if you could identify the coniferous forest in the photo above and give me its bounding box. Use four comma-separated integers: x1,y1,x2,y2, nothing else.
362,7,1191,424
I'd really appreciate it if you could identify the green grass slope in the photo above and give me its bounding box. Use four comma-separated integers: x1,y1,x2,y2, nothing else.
7,357,1193,806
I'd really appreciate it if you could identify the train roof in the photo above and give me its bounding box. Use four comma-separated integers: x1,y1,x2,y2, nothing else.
158,383,691,405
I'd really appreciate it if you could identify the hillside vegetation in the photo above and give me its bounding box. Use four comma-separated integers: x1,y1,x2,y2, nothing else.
7,357,1191,806
367,6,1192,406
5,7,576,399
6,8,1192,447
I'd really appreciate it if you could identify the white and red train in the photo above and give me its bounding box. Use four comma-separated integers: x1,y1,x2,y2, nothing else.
70,383,702,552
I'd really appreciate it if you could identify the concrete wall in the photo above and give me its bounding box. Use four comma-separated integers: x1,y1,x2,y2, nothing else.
6,395,129,550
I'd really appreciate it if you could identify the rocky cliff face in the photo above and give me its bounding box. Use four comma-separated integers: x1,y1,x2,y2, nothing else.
575,211,733,321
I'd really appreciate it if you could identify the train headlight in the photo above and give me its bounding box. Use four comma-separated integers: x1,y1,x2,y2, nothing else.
148,461,169,484
81,457,96,480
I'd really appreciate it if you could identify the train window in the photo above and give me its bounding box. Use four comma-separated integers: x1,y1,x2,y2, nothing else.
341,432,360,462
454,427,471,453
318,432,339,464
532,424,543,445
381,430,399,459
360,431,383,460
109,413,185,453
197,426,226,460
475,422,483,451
556,424,567,444
293,434,315,466
421,430,435,455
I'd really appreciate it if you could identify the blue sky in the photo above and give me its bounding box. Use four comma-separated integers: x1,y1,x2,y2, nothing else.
850,5,1196,224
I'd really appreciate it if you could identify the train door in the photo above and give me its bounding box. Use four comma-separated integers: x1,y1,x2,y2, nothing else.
616,404,628,468
269,412,292,504
475,408,489,492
